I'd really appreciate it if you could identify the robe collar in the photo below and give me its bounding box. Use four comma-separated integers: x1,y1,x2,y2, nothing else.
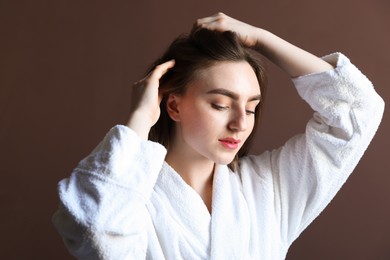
210,164,250,259
150,162,250,259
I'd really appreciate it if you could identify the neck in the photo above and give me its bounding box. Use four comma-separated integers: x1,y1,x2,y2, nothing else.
165,127,216,213
165,125,215,191
165,148,215,192
166,149,214,213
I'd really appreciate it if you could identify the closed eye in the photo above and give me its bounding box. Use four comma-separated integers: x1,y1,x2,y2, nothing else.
211,103,229,111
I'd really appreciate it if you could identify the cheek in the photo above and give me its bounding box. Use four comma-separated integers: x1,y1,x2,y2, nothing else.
248,117,256,132
245,119,256,136
181,106,223,138
242,120,257,147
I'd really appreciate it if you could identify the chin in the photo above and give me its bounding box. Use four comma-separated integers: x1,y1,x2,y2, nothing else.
212,155,236,165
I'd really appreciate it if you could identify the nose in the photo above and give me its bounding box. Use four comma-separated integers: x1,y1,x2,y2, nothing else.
228,109,248,132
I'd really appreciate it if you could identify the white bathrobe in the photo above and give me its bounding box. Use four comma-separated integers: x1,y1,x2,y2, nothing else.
53,53,384,260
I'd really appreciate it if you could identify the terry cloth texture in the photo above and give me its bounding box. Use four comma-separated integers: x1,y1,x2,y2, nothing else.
53,53,384,260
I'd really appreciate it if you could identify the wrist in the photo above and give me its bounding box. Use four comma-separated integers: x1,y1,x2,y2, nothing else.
251,28,274,54
249,28,267,48
126,110,154,140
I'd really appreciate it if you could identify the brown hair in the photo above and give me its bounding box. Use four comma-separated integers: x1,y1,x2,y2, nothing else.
148,28,267,171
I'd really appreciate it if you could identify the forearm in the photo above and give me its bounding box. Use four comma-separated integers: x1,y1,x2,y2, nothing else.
53,126,167,257
58,126,166,224
196,12,333,78
253,28,334,78
272,53,384,244
126,110,152,140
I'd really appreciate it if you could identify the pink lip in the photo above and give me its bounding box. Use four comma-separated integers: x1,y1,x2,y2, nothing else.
218,137,241,150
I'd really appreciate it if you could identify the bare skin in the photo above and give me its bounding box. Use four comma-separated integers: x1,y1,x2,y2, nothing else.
164,61,260,212
127,12,334,213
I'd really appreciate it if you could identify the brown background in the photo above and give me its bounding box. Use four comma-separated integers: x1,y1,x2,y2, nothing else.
1,0,389,259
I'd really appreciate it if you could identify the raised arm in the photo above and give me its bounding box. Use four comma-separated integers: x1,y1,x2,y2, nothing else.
196,12,333,77
52,61,174,258
197,13,385,248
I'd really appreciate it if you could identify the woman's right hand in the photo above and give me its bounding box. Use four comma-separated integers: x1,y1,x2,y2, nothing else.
127,60,175,139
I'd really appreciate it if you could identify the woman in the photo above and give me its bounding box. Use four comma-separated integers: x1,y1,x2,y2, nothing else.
53,13,384,259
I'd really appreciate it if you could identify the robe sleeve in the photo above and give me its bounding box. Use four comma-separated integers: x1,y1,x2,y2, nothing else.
242,53,384,247
52,125,167,259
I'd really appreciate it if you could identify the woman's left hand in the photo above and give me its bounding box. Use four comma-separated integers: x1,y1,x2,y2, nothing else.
195,12,333,77
195,12,260,47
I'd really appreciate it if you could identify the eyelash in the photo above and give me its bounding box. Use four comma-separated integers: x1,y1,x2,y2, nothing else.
211,104,228,111
211,104,255,115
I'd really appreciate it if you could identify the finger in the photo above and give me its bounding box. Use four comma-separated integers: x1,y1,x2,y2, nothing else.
133,60,175,88
194,16,216,33
149,59,175,82
194,14,232,34
157,92,164,104
196,12,229,28
196,12,226,25
196,16,217,27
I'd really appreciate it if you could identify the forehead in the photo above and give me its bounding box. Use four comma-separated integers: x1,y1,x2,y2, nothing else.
188,61,261,96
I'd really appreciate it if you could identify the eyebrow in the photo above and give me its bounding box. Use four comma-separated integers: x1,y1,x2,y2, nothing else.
206,88,261,101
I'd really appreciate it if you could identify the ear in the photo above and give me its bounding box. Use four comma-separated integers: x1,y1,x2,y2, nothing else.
166,94,181,122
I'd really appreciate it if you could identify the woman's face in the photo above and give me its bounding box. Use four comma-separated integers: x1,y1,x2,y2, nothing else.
170,61,261,165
